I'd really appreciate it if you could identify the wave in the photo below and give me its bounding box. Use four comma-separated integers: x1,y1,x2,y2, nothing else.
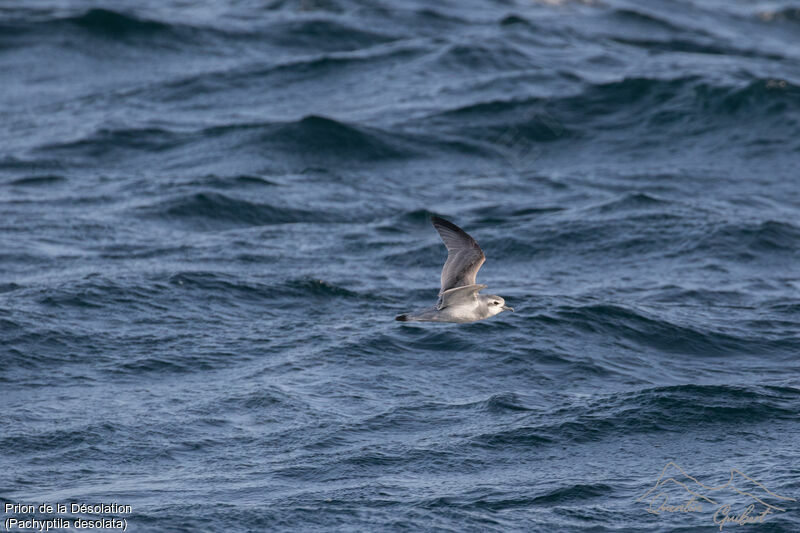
488,220,674,261
590,192,670,213
22,10,400,55
259,115,415,161
758,8,800,24
557,76,777,121
0,8,245,49
695,79,800,115
472,384,800,448
317,330,473,360
265,18,396,52
0,9,180,50
551,303,796,356
417,482,613,512
40,127,185,158
477,202,797,267
499,14,532,27
0,156,64,171
680,220,800,258
304,392,541,452
168,274,367,306
313,384,800,455
65,8,171,36
32,273,364,314
429,41,533,72
36,277,164,312
529,483,613,505
605,8,783,59
0,321,109,374
608,8,689,34
114,351,243,376
423,76,799,146
0,8,398,55
176,174,279,190
134,43,426,102
0,283,22,295
137,191,334,229
5,175,66,187
0,422,117,455
612,37,749,57
217,387,311,412
646,286,747,306
37,114,420,165
278,278,363,300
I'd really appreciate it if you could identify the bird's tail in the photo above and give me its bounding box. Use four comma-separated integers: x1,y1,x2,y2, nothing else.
395,313,409,321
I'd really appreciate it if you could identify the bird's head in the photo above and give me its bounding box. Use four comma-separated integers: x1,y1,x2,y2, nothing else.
486,295,513,316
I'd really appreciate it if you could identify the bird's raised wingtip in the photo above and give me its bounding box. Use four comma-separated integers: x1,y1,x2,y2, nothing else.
395,314,409,321
430,215,458,231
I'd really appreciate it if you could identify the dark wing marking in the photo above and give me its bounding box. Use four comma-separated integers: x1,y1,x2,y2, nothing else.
431,216,486,294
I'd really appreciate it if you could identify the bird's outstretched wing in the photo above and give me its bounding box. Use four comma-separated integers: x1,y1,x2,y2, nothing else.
431,216,486,294
437,284,487,310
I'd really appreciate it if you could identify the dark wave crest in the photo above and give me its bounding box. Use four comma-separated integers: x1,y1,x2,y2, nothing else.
688,220,800,258
552,304,798,356
66,8,171,36
758,8,800,24
263,115,415,161
266,18,396,51
424,76,799,147
472,384,800,448
138,192,333,229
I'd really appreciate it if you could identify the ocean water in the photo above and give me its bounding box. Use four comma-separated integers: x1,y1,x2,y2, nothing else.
1,0,799,531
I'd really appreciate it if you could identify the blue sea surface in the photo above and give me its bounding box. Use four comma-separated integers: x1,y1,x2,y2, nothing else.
1,0,799,531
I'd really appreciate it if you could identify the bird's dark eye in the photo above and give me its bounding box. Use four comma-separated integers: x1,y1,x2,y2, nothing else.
493,301,499,305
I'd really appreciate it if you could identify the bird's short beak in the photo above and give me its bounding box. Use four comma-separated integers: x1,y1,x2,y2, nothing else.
502,305,514,312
